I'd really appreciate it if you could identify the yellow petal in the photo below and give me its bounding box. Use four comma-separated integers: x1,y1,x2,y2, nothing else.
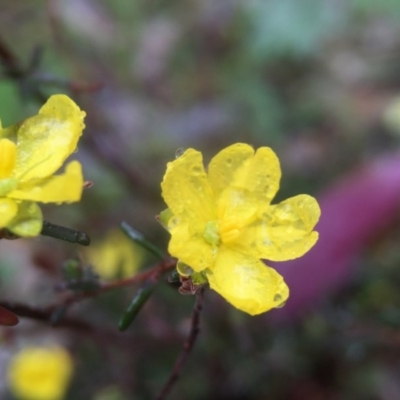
168,217,216,272
208,143,281,203
161,148,215,223
237,194,320,261
208,143,254,196
9,161,83,203
0,198,18,228
6,201,42,237
12,94,86,182
0,139,16,178
207,248,289,315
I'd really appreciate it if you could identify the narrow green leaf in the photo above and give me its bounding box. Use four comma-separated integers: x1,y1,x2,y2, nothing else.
120,221,164,260
118,283,155,331
41,220,91,246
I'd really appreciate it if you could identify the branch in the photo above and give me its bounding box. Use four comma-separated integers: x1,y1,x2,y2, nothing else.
0,300,118,341
50,258,176,319
0,259,176,338
0,36,25,79
98,258,176,293
156,288,205,400
0,34,101,100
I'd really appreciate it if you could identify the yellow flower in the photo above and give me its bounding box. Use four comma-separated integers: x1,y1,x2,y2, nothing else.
0,94,85,237
86,229,143,279
161,143,320,315
7,346,73,400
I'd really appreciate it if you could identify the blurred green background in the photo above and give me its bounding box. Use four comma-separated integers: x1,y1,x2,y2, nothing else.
2,0,400,399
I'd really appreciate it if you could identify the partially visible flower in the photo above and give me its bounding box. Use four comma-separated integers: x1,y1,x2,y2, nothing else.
7,346,73,400
0,94,85,237
161,143,320,315
85,229,143,279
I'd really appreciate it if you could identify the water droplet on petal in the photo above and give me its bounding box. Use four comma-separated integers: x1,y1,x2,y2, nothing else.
273,293,286,308
273,294,282,302
177,261,194,277
275,301,286,309
168,216,180,229
191,166,202,175
175,147,185,158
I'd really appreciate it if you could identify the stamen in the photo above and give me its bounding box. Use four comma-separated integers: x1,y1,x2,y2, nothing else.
219,218,241,244
0,139,16,179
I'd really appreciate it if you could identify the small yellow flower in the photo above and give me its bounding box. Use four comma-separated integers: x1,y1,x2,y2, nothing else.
86,229,143,279
161,143,320,315
7,346,73,400
0,94,85,237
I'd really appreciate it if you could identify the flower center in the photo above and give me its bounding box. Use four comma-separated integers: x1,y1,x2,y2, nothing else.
0,138,16,179
203,221,220,247
219,218,241,243
203,218,241,247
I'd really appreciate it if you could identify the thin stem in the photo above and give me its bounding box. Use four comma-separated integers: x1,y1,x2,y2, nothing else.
98,258,176,293
0,300,117,339
52,258,176,318
156,288,205,400
0,259,176,336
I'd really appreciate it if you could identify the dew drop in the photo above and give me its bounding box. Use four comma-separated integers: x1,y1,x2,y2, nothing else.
275,301,286,309
273,294,282,302
191,165,202,174
168,216,180,228
177,261,194,277
175,147,185,158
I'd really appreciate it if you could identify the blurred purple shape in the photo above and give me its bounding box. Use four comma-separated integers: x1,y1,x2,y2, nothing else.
269,152,400,323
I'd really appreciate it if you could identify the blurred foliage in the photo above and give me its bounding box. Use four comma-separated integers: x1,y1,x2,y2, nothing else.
1,0,400,399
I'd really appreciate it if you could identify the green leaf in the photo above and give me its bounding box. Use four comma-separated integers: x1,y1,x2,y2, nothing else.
120,221,164,260
118,283,155,331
